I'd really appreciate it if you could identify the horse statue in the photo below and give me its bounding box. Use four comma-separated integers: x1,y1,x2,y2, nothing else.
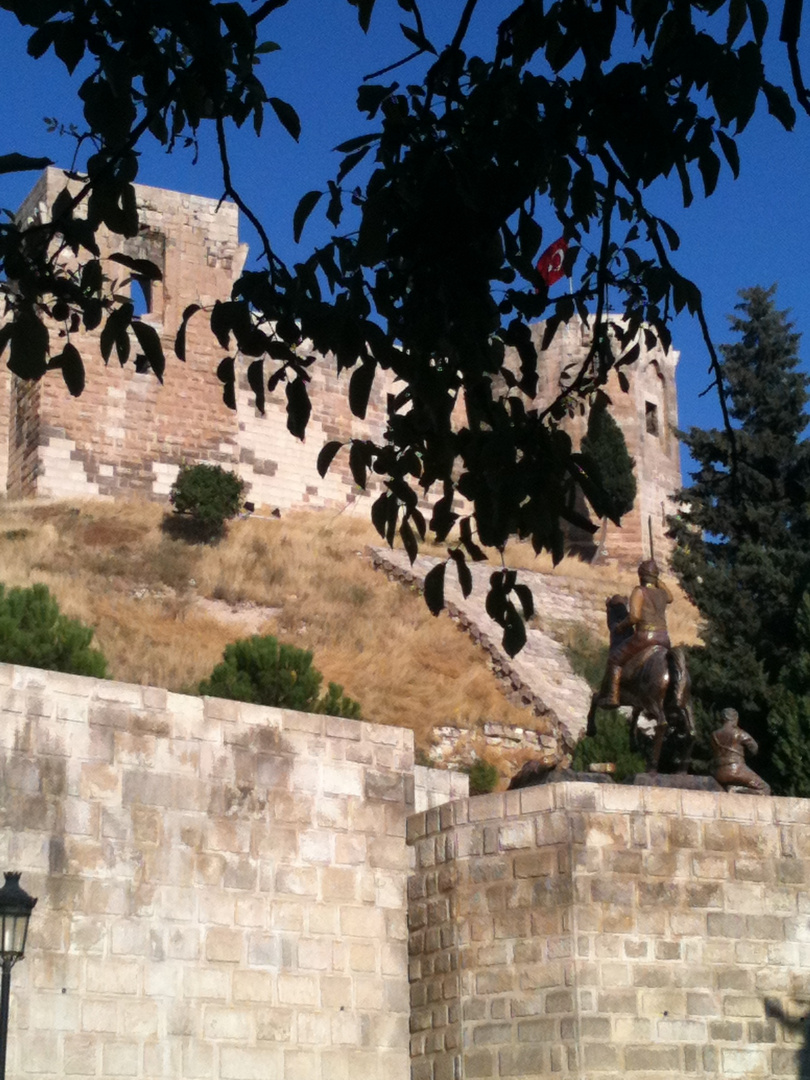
586,595,695,774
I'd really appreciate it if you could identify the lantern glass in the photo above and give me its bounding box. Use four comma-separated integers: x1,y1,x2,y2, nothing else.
0,913,27,959
0,874,36,965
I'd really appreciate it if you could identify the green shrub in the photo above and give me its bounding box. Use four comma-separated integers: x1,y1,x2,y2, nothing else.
466,759,499,795
564,623,609,691
199,634,362,718
571,711,645,782
0,583,107,677
169,464,245,538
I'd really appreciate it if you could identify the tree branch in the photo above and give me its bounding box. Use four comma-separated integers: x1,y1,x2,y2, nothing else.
364,48,426,82
537,157,616,426
251,0,290,26
215,112,283,279
595,145,739,492
451,0,480,52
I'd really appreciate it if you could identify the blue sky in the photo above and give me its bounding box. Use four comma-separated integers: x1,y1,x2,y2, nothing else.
1,1,809,480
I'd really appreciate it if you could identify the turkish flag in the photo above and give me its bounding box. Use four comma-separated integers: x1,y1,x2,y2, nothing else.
536,237,568,286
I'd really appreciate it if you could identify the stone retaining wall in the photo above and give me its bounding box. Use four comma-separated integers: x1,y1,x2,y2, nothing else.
6,655,807,1080
407,781,810,1079
0,662,414,1080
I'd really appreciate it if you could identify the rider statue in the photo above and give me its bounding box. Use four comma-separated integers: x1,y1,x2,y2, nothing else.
597,558,673,709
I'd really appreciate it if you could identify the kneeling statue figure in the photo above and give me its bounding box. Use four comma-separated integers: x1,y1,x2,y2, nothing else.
711,708,770,796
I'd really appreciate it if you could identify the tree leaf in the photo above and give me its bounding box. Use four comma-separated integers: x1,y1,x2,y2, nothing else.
100,303,133,366
337,146,371,184
108,252,163,281
49,342,85,397
317,440,344,479
658,218,680,252
286,376,311,439
502,607,527,657
400,517,418,563
334,132,380,153
349,359,376,419
763,81,796,131
423,562,446,616
8,309,48,379
449,548,472,598
173,303,201,361
217,357,236,410
727,0,747,44
350,0,376,33
247,359,265,413
513,583,535,619
293,190,323,243
348,440,369,488
268,97,301,141
697,149,721,198
716,130,740,178
460,518,487,561
0,153,53,175
399,21,436,54
132,320,165,382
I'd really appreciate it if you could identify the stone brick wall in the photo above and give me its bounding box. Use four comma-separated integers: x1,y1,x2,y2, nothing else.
3,168,391,513
3,171,681,570
0,661,414,1080
407,781,810,1079
5,652,810,1080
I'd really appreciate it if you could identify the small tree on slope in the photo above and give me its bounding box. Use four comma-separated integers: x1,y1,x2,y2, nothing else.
0,583,107,677
669,285,810,784
199,635,361,718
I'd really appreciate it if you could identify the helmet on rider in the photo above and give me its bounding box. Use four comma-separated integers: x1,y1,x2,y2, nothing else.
638,559,660,584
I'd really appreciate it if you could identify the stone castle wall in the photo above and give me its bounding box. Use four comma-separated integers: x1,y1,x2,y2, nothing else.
2,169,387,512
407,780,810,1079
2,170,680,568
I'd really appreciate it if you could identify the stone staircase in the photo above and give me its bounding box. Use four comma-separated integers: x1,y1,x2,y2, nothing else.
367,548,607,752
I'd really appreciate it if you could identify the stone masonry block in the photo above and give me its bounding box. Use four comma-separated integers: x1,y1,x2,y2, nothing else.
220,1046,282,1079
205,928,243,963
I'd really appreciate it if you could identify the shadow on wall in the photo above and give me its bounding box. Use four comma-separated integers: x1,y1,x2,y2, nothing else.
766,997,810,1078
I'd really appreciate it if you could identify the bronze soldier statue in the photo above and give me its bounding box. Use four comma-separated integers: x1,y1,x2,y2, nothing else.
711,708,771,796
597,559,673,709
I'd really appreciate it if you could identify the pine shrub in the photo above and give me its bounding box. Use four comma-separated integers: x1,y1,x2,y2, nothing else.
0,583,107,677
571,711,646,782
199,634,362,718
466,759,499,795
170,463,245,539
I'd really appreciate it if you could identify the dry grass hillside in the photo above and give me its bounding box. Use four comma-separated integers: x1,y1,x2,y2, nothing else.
0,498,700,757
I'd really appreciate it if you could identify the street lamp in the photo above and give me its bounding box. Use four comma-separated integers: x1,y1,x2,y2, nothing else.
0,873,36,1080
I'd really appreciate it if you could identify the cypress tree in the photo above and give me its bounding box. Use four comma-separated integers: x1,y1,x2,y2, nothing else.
581,397,638,523
669,285,810,780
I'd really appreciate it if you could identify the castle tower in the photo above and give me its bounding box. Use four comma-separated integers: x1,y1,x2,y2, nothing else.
503,318,682,568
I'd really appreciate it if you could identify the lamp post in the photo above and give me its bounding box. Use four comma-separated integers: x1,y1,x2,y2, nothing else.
0,873,36,1080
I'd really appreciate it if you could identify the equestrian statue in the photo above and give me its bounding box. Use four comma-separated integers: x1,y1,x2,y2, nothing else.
587,559,695,773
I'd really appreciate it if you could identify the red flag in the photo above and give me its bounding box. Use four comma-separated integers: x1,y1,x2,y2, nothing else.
536,237,568,286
